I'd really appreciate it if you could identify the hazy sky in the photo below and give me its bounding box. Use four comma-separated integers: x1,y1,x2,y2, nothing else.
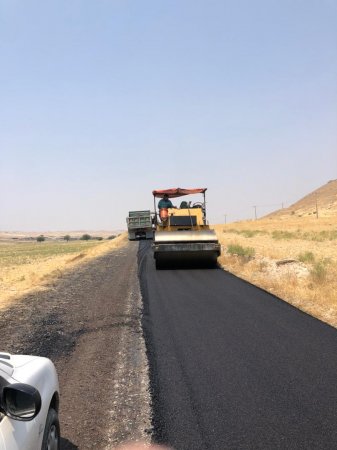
1,0,336,231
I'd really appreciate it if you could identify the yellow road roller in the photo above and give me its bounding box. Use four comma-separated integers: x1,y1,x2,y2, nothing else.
152,188,221,269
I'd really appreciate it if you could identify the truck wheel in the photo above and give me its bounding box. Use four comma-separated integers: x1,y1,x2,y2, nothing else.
41,408,60,450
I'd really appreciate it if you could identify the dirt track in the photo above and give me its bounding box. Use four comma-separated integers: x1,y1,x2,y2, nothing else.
0,241,150,449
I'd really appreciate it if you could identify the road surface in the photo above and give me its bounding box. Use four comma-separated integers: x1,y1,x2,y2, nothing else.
3,239,337,449
139,240,337,450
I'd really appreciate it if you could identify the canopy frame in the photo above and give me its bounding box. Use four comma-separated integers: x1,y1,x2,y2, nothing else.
153,188,207,225
152,188,207,198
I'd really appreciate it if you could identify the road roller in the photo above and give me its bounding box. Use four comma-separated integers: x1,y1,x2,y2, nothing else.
152,188,221,269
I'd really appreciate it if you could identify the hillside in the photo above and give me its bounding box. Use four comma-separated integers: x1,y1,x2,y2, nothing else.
265,179,337,219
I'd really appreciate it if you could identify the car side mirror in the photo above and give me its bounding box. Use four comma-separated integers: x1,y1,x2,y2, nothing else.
1,383,41,421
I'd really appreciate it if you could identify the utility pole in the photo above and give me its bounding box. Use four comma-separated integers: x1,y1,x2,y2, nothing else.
315,194,319,219
253,206,257,220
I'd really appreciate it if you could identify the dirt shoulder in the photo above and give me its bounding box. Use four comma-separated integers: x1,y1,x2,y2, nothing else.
0,241,151,449
0,233,128,310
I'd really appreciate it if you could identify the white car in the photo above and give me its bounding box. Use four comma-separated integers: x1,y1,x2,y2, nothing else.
0,353,60,450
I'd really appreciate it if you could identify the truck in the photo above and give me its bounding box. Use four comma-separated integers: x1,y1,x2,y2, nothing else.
126,210,154,240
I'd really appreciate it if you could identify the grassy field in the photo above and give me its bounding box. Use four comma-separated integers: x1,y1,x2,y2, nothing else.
0,235,127,309
0,241,102,267
214,216,337,328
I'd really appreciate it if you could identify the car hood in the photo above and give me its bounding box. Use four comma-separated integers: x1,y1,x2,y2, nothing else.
0,353,40,381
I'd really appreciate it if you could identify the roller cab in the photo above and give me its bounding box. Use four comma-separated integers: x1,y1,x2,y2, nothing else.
152,188,221,269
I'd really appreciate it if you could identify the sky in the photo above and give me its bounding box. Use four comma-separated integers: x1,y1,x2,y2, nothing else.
1,0,336,231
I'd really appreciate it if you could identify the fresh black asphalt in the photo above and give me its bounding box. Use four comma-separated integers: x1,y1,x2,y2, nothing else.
138,241,337,450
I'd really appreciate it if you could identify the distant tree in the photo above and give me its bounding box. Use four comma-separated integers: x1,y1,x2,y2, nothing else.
80,234,91,241
64,235,71,242
107,235,116,240
96,237,103,241
37,235,45,243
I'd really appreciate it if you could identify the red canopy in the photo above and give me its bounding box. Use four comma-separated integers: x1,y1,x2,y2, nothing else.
152,188,207,198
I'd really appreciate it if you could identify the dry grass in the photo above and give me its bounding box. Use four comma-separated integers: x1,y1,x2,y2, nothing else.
0,234,128,310
213,216,337,328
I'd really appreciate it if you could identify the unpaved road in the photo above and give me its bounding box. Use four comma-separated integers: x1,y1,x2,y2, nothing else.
1,242,150,449
139,240,337,450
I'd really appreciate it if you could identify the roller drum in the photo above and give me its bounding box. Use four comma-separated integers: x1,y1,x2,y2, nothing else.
153,230,221,269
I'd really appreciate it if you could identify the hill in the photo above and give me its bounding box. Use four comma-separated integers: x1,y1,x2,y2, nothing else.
265,179,337,219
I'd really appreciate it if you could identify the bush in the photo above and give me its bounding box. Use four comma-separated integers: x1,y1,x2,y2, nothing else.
240,229,267,238
298,251,315,263
36,235,45,242
80,234,91,241
310,261,328,283
107,235,116,240
223,229,267,238
272,230,296,240
311,230,337,242
227,244,255,258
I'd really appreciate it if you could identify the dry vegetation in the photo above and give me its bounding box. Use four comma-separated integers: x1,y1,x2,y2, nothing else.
214,216,337,328
0,234,127,310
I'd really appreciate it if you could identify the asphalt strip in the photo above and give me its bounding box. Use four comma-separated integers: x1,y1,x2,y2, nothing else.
138,240,337,450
